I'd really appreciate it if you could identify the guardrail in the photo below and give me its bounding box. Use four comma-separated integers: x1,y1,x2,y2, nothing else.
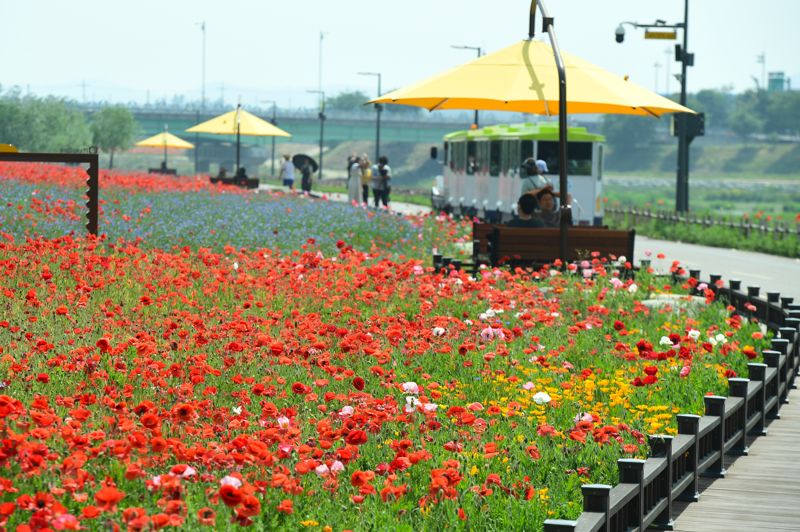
605,206,800,241
541,272,799,532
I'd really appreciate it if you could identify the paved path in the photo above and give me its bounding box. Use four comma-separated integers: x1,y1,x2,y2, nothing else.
635,236,800,302
670,387,800,532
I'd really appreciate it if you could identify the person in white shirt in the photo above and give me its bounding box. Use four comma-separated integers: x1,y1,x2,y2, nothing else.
279,154,295,190
347,156,362,204
371,156,392,207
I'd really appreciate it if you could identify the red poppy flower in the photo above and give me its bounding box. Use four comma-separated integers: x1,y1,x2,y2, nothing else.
219,485,243,507
345,430,368,445
352,376,365,391
276,499,293,514
94,486,125,512
291,382,310,395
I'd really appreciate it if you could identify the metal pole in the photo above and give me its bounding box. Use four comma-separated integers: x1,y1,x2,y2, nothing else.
201,22,206,110
163,124,168,168
271,102,277,177
676,0,689,212
236,105,241,172
319,96,325,179
376,74,382,162
474,48,481,127
531,0,569,264
194,110,199,174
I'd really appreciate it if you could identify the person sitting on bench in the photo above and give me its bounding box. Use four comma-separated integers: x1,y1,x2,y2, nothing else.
506,194,545,227
534,188,572,227
235,167,248,185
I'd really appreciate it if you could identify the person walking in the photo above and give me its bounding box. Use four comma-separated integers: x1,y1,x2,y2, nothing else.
372,156,391,208
359,155,372,205
347,156,362,204
279,154,295,191
300,161,313,193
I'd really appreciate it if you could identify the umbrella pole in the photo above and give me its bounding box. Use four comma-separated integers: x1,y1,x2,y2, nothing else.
532,0,569,265
236,124,241,173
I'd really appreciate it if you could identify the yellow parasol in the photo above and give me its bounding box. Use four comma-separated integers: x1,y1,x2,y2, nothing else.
371,39,693,117
135,128,194,169
186,105,291,170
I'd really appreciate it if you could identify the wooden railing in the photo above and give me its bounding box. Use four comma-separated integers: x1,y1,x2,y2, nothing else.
542,273,800,532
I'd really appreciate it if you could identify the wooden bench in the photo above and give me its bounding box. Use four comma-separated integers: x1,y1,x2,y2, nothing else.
209,177,260,189
471,222,635,271
148,167,178,175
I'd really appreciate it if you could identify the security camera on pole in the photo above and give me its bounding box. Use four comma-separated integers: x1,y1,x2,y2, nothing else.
615,0,704,213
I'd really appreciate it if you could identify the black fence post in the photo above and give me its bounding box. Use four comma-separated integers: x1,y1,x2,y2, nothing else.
762,350,782,419
581,484,612,531
618,459,646,530
676,414,700,501
747,363,768,435
648,435,674,529
703,396,727,478
728,378,750,455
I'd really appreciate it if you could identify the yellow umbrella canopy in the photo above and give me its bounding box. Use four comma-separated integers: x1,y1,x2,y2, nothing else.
187,106,291,171
186,107,291,137
135,132,195,150
371,39,693,117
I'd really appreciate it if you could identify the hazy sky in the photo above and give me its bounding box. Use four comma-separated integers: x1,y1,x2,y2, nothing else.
2,0,797,108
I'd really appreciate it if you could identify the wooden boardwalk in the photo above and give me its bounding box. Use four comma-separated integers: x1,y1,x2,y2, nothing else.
671,386,800,532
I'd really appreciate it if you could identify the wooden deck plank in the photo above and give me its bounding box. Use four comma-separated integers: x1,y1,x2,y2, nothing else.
669,386,800,532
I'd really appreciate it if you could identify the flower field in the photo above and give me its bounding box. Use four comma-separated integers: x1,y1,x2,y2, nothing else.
0,163,768,530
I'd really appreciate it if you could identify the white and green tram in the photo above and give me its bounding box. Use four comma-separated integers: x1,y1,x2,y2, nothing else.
431,122,606,225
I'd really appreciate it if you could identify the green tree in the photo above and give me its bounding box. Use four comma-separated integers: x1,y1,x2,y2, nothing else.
729,91,763,140
91,106,136,168
327,91,370,111
0,87,90,152
692,88,734,130
764,91,800,135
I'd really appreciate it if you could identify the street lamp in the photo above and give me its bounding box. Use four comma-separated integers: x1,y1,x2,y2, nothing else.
358,72,382,163
307,90,326,179
261,99,278,177
194,21,206,174
616,1,698,212
451,45,482,127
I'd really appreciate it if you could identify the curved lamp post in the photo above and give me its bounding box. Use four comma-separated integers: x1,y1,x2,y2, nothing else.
450,45,482,128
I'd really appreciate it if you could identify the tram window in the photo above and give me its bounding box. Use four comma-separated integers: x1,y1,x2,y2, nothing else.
489,141,501,177
520,140,533,163
537,141,593,175
443,142,449,166
477,142,490,174
466,141,477,175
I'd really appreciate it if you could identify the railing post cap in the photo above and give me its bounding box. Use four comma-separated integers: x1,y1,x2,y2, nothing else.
581,484,613,491
543,519,578,527
747,362,768,368
617,458,646,466
649,433,674,441
704,395,726,401
676,413,701,420
728,377,750,383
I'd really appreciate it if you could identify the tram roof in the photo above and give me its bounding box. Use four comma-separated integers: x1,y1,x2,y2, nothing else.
443,122,604,143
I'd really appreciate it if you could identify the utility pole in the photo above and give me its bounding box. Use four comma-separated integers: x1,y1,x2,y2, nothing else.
358,72,382,162
307,90,326,179
261,100,278,176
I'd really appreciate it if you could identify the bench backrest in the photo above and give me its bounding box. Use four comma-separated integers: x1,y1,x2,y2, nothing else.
472,223,634,267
